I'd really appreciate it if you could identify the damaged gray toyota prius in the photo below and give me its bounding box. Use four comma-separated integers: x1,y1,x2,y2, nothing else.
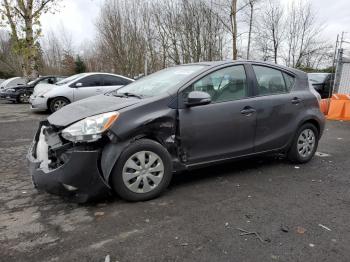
27,60,325,202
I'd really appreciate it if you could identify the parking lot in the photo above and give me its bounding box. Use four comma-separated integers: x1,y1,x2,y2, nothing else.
0,101,349,262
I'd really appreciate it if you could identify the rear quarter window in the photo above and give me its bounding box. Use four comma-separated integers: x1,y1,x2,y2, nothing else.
253,65,295,95
283,73,295,91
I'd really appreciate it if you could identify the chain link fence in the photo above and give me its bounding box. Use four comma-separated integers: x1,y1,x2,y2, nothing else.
334,47,350,94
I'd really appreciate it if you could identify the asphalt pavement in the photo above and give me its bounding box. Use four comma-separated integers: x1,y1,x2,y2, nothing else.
0,101,349,262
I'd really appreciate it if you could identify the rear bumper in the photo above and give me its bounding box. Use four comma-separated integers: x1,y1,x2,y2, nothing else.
27,125,112,202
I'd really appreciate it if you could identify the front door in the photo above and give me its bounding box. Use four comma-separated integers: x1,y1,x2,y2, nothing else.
178,65,257,164
73,75,104,101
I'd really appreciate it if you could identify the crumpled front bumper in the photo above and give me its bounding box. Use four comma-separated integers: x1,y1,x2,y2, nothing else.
27,123,112,203
0,91,17,101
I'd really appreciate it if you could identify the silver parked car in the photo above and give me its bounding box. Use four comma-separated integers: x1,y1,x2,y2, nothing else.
29,73,134,112
0,77,27,90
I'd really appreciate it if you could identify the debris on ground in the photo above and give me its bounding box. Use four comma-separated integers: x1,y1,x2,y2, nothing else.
280,225,289,233
309,243,315,247
315,152,331,157
318,224,331,231
294,166,300,169
237,228,266,243
296,226,307,234
104,254,110,262
180,242,189,246
94,212,105,217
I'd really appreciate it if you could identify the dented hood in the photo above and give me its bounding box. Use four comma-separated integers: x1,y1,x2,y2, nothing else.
48,94,140,127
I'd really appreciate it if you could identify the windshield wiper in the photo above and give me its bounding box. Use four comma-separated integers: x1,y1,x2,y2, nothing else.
113,92,143,99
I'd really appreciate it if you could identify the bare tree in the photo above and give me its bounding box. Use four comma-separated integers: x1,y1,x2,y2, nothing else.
245,0,260,59
284,0,330,68
230,0,238,59
255,0,284,63
0,0,61,79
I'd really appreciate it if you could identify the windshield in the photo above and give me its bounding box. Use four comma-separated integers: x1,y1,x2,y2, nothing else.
27,79,38,85
114,65,206,97
308,73,329,84
56,73,86,86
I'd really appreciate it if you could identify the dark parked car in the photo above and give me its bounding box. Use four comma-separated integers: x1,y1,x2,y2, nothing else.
27,61,325,202
308,73,334,99
0,75,65,103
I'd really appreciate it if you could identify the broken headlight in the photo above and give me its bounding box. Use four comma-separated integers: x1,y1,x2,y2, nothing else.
61,112,119,142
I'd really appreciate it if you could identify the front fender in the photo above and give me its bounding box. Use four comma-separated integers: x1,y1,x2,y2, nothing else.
100,140,130,183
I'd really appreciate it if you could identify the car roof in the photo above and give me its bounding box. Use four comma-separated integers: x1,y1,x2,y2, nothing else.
184,60,306,77
82,72,133,81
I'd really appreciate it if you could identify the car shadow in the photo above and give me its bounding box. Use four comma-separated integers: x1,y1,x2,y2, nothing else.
99,155,288,205
169,155,287,189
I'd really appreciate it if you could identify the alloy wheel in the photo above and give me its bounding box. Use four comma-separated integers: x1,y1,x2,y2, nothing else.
19,93,29,103
53,99,67,111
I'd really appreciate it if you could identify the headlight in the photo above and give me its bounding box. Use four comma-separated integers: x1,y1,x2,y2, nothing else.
61,112,119,142
7,88,15,92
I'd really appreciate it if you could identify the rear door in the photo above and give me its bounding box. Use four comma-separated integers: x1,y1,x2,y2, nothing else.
178,65,257,164
248,64,301,152
72,75,104,101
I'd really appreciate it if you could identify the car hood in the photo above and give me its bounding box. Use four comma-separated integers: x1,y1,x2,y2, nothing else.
48,94,140,127
33,83,56,96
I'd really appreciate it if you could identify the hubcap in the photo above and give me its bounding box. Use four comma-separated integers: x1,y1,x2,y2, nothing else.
297,129,316,158
122,151,164,194
53,100,66,111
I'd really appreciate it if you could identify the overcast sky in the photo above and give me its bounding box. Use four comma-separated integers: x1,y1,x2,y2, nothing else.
40,0,350,49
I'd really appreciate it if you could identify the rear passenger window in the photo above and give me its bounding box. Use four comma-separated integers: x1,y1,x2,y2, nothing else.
253,65,288,95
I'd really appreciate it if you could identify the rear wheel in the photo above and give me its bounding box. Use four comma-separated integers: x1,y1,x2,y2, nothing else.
49,97,69,113
111,139,173,201
288,123,319,163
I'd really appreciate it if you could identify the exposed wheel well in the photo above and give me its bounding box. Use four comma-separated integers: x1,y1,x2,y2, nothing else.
301,119,320,135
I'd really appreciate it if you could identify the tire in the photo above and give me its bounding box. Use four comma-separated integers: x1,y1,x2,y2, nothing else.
18,92,29,103
288,123,319,164
49,97,69,113
110,139,173,201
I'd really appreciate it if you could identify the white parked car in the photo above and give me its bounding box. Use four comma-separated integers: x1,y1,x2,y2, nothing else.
0,77,27,90
29,72,134,112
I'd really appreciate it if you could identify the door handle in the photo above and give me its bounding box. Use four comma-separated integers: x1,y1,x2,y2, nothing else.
240,106,256,115
291,97,302,104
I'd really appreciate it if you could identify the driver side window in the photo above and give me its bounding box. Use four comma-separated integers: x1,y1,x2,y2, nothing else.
185,65,248,103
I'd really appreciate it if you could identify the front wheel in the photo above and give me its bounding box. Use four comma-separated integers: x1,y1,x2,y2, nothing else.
18,92,30,103
288,123,319,164
49,97,69,113
111,139,173,201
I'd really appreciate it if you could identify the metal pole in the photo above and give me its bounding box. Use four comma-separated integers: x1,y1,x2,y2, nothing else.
329,34,339,97
333,32,345,94
144,56,148,76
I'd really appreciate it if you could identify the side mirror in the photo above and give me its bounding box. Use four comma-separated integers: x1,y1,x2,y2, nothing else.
75,82,83,88
185,91,211,107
